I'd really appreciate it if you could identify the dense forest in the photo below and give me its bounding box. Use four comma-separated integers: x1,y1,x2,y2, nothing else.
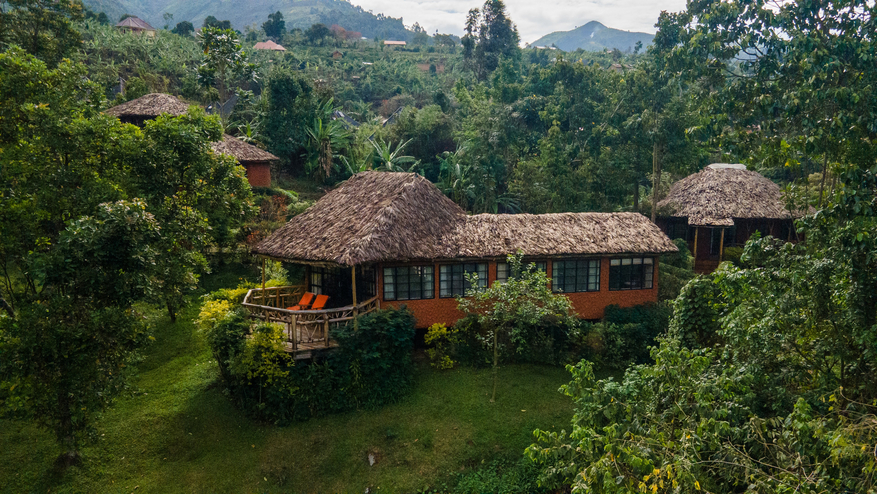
1,0,877,491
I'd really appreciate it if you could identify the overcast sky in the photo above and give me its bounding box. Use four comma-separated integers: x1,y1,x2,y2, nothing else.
351,0,688,44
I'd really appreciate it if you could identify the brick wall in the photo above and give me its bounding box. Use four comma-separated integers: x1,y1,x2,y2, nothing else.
244,162,271,187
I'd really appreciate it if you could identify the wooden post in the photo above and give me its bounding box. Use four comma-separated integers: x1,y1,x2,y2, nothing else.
261,258,266,293
290,313,297,352
693,227,699,266
351,266,359,330
719,228,725,262
324,315,330,348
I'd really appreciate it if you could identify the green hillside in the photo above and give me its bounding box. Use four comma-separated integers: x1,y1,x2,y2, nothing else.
530,21,653,52
83,0,414,40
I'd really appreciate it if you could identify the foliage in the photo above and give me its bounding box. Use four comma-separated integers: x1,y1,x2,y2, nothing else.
657,238,695,301
171,21,194,37
573,303,672,369
262,11,286,39
462,0,521,80
458,254,578,401
197,27,257,101
205,306,416,422
261,67,317,171
424,323,461,369
305,100,351,180
0,0,83,67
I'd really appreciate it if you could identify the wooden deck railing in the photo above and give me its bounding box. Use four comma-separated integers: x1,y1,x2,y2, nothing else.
242,286,381,353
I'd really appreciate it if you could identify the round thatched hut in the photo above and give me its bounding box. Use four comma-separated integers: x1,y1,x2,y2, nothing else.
105,94,278,187
656,164,803,272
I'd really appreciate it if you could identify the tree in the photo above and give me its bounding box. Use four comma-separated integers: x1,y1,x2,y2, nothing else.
203,15,232,30
162,11,173,29
197,27,257,102
305,101,350,181
0,0,83,67
462,0,521,80
369,138,417,171
458,254,577,402
262,11,285,39
261,67,318,172
305,23,331,45
0,50,254,462
172,20,194,36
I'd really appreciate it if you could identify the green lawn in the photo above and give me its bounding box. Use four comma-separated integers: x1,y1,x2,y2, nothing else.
0,278,588,493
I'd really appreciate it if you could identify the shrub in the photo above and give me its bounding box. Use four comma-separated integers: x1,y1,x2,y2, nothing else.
204,305,416,423
425,322,460,369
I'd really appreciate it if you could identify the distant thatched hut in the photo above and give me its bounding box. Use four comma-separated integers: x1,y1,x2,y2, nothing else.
211,135,278,187
254,172,678,326
104,93,189,126
656,164,803,272
253,40,286,51
105,94,278,187
115,16,156,36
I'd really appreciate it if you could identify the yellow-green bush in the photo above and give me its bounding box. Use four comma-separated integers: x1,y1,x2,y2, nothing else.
425,323,461,369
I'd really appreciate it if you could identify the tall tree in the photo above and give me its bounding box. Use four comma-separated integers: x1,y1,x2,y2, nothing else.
462,0,520,80
262,11,285,39
197,27,257,102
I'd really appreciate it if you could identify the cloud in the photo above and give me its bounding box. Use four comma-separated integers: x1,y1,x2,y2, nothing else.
352,0,687,43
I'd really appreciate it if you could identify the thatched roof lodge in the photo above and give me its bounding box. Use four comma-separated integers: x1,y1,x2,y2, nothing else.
105,94,277,187
656,164,804,272
115,16,156,35
254,172,677,326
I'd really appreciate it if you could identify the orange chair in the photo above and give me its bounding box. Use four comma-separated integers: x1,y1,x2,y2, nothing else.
287,292,316,311
310,294,329,311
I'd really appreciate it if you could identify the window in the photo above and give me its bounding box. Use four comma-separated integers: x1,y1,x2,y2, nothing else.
608,257,654,290
309,266,330,295
383,266,434,301
439,263,487,297
710,226,736,256
496,261,547,284
664,220,689,241
552,259,600,293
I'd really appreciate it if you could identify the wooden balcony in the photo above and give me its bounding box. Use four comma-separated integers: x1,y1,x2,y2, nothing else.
241,285,380,358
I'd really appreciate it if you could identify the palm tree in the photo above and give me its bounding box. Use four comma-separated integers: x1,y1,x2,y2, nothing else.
306,117,349,180
370,138,418,172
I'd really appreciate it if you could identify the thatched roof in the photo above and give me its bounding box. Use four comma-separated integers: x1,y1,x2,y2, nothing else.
254,172,465,266
254,40,286,51
211,134,278,163
104,93,190,118
658,165,800,226
115,17,156,31
456,213,677,258
254,172,677,266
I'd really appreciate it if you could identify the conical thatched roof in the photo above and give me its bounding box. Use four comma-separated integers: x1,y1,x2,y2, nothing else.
658,166,800,226
254,172,677,266
104,93,190,119
254,40,286,51
115,16,156,31
211,134,278,163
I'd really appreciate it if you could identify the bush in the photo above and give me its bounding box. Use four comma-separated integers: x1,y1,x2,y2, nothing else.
204,304,417,423
425,323,460,369
571,303,672,369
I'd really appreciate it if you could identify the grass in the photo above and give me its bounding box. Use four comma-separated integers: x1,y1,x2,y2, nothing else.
0,268,600,493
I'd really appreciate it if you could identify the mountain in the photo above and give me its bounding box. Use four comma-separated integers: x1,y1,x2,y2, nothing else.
83,0,414,41
529,21,653,53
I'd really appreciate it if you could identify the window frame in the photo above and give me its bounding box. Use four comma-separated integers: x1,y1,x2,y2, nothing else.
496,260,547,284
551,259,601,293
382,265,434,301
439,263,488,298
608,257,654,291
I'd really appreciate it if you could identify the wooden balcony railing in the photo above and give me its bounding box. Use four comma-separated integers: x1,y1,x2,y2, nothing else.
241,286,381,354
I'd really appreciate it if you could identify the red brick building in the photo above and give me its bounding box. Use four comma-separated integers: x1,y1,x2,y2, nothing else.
254,172,678,328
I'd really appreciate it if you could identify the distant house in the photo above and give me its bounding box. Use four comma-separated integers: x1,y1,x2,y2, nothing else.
656,164,805,273
115,16,156,36
383,40,406,48
253,40,286,51
332,50,343,59
253,172,678,329
104,93,278,187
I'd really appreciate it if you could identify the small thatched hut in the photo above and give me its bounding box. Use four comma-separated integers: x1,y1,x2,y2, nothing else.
656,164,803,272
254,172,678,326
115,16,156,36
211,135,278,187
105,94,277,186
